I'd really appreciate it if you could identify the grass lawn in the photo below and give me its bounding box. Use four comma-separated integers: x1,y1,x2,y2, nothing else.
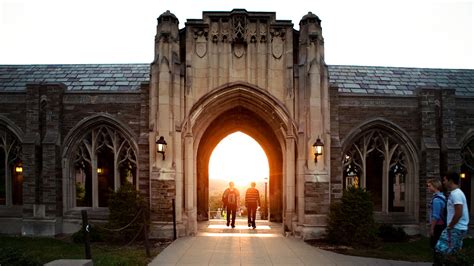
307,237,474,264
0,235,170,266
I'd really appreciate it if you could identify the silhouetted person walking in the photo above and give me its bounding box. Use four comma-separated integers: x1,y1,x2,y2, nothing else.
245,182,260,229
222,181,240,228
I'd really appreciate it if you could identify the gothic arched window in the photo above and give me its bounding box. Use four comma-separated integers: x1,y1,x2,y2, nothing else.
0,125,23,206
70,125,137,208
460,136,474,213
343,128,412,214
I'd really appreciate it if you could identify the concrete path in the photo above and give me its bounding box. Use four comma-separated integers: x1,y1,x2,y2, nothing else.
149,219,431,266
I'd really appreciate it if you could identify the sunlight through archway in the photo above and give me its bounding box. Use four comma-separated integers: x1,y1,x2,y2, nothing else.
209,132,269,189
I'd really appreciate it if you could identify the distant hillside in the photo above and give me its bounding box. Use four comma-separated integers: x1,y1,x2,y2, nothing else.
209,179,266,196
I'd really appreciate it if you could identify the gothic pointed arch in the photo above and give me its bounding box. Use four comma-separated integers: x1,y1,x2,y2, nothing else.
183,82,295,223
0,116,24,206
460,129,474,213
62,114,139,210
460,129,474,171
185,81,297,138
341,118,419,221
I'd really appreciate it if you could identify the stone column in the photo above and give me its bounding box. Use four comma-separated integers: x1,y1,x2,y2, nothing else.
417,88,441,226
296,132,306,225
285,135,296,231
22,83,64,236
149,11,181,238
297,12,331,239
329,85,343,201
184,133,196,235
440,89,461,172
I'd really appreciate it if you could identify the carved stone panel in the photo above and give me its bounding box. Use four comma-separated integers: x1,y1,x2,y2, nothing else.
194,29,208,58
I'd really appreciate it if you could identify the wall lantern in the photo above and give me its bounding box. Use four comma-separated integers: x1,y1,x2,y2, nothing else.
312,137,324,163
460,173,466,179
97,167,103,174
156,136,167,160
15,164,23,173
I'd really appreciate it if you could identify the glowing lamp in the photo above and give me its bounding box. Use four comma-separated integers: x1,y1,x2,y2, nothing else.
15,166,23,173
312,137,324,163
156,136,167,160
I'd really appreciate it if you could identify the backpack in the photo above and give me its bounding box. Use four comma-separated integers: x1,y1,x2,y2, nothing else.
227,189,237,205
433,194,447,225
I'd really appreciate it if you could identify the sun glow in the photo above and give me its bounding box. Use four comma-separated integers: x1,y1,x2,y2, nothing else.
209,132,269,187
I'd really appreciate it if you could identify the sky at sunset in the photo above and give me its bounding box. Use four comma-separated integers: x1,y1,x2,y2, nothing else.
209,132,269,187
1,0,472,191
1,0,472,69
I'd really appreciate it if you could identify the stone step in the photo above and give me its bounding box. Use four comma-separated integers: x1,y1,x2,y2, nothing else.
198,219,283,235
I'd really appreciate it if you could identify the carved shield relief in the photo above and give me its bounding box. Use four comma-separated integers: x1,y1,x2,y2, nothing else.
233,43,245,58
272,36,283,59
195,35,207,58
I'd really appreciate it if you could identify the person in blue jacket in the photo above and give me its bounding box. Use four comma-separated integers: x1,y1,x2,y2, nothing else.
427,178,446,251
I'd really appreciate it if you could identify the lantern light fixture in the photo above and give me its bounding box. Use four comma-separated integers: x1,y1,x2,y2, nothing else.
15,165,23,173
312,137,324,163
156,136,167,160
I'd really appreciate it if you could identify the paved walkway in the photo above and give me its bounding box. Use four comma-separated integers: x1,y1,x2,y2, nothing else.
149,219,431,266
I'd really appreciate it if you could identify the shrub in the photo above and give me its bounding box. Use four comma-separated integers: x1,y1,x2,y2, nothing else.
326,186,379,247
378,224,407,242
106,182,148,243
0,247,41,266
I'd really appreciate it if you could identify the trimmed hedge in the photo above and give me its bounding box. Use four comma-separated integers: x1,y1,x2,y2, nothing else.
326,186,379,247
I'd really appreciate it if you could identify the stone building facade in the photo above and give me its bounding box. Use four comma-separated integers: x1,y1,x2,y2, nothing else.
0,9,473,239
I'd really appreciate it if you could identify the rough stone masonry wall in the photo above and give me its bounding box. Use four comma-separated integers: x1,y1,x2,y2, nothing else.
150,179,175,222
456,97,474,143
304,182,330,214
329,85,342,201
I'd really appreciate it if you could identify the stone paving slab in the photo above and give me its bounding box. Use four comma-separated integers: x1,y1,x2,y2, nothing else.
149,226,432,266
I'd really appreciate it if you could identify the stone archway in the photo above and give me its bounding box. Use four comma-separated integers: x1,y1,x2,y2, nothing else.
196,107,283,222
181,82,296,235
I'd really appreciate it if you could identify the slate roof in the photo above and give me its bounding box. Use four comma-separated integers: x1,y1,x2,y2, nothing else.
328,65,474,96
0,64,473,96
0,64,149,91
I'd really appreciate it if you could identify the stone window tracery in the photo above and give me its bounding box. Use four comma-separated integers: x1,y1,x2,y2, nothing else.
343,128,409,213
461,138,474,171
0,126,22,206
460,137,474,213
71,125,137,208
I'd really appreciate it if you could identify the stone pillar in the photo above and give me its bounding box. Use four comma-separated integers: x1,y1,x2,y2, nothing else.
417,88,441,227
138,83,150,203
329,85,342,201
440,89,461,172
296,132,306,225
22,83,64,236
297,12,331,239
285,135,296,231
184,133,196,235
150,10,180,166
149,11,181,238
